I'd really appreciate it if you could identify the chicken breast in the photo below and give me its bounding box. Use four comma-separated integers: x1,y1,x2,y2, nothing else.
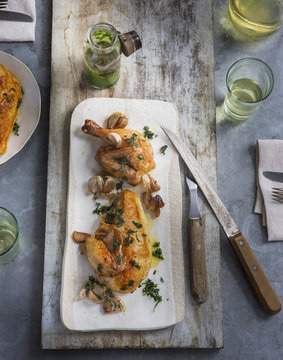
75,190,151,294
0,65,22,155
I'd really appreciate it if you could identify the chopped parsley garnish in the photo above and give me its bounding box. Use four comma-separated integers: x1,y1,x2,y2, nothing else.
116,157,133,173
21,86,25,95
93,202,112,215
117,254,122,265
142,279,162,311
10,87,16,92
125,236,133,247
138,154,144,161
97,264,102,273
12,122,20,136
120,176,128,181
128,280,135,287
143,233,147,237
125,133,139,147
143,126,158,140
152,248,164,260
127,228,139,242
132,221,142,228
16,98,22,109
120,279,135,291
105,213,116,224
85,276,105,290
113,240,121,248
153,242,160,247
160,277,164,283
160,145,168,155
116,216,125,227
116,180,123,191
153,269,157,275
130,260,141,270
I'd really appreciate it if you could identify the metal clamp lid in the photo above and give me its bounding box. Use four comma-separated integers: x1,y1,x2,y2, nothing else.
118,30,142,57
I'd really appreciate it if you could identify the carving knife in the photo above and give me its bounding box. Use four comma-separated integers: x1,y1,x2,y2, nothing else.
0,11,33,22
162,126,281,315
186,176,208,304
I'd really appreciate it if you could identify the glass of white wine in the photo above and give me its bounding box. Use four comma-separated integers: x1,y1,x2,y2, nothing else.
223,58,274,121
0,207,20,265
229,0,283,37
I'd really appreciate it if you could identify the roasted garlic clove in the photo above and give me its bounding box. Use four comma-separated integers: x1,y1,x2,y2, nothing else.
73,231,91,243
103,296,126,313
143,193,165,218
105,132,123,148
103,176,116,194
88,290,105,304
107,112,128,129
88,175,104,194
79,285,88,299
142,174,161,193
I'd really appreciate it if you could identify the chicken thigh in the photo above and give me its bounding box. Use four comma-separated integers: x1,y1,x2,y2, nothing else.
73,190,151,294
82,120,155,186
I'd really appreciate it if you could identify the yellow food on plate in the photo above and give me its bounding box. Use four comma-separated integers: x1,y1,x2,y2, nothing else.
0,64,22,155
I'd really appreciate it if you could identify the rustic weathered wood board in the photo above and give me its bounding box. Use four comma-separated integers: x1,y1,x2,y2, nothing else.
42,0,223,349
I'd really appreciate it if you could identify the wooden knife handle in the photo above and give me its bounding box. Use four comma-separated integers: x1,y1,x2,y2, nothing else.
189,218,209,304
229,232,281,315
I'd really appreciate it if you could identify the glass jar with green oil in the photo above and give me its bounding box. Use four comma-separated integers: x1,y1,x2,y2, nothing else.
223,58,274,121
229,0,283,37
83,23,142,89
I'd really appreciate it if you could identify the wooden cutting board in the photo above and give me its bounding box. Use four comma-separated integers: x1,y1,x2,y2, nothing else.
41,0,223,349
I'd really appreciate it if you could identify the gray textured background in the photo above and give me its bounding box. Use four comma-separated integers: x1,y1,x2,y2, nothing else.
0,0,283,359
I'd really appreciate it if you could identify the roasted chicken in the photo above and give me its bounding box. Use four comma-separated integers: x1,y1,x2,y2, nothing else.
0,64,22,155
73,190,151,294
81,120,155,186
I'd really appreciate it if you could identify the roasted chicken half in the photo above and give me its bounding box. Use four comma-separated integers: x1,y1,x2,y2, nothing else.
81,120,155,186
0,64,22,155
73,190,151,294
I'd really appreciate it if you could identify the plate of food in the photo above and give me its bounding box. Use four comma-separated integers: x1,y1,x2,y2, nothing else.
61,98,185,331
0,51,41,164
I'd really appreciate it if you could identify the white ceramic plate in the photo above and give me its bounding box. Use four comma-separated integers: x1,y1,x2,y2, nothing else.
61,98,185,331
0,51,41,164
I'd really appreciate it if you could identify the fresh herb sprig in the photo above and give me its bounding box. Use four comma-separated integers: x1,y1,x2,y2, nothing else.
160,145,168,155
143,126,158,140
142,279,162,311
125,133,139,147
152,247,164,260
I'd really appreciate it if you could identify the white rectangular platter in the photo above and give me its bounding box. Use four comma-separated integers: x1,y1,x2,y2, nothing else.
60,98,185,331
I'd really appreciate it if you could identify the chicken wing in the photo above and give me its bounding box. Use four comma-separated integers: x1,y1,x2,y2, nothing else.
82,120,155,186
73,190,151,294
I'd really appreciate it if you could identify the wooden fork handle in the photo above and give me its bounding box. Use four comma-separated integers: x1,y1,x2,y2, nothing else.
229,232,281,315
189,218,209,304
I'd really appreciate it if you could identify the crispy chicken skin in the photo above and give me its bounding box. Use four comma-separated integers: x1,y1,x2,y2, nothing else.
74,190,151,294
0,65,22,155
82,120,155,186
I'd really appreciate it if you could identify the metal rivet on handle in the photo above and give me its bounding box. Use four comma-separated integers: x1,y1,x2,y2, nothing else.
252,265,258,271
239,240,244,246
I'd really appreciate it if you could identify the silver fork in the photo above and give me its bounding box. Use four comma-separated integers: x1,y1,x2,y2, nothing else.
272,187,283,203
0,0,8,9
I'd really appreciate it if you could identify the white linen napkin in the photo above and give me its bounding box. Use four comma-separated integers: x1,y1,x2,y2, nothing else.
254,139,283,241
0,0,35,42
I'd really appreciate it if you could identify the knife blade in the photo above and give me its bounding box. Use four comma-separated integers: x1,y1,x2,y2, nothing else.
0,10,33,22
162,126,281,315
263,171,283,183
186,177,208,304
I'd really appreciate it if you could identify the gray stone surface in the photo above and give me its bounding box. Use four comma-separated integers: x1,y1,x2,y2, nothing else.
0,0,282,359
